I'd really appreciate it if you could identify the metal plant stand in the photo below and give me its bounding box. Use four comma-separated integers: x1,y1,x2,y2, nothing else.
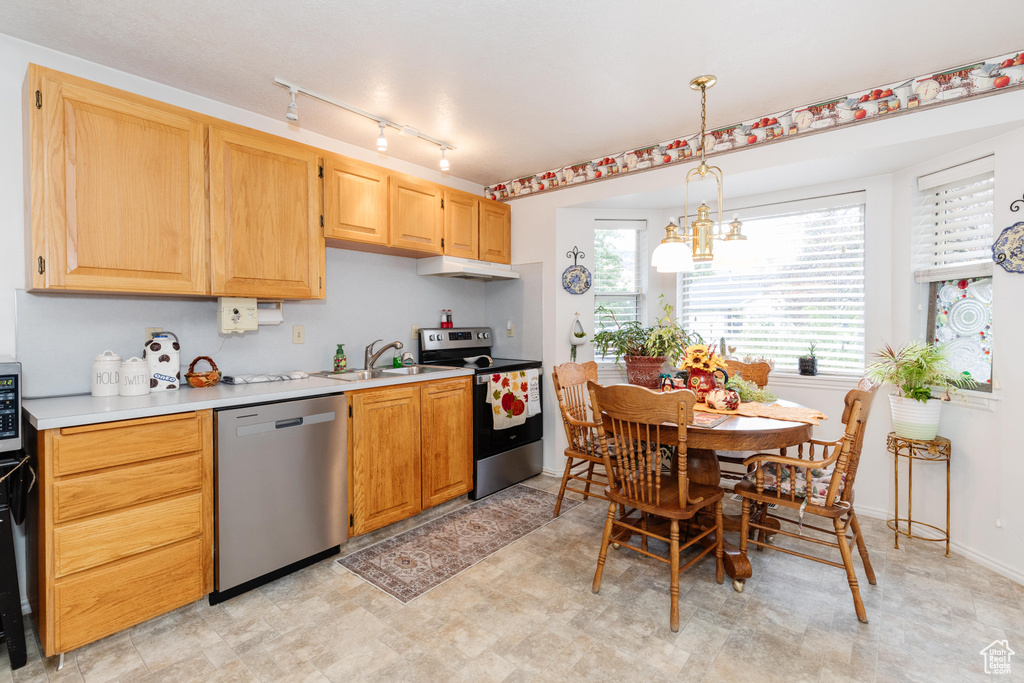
886,433,951,557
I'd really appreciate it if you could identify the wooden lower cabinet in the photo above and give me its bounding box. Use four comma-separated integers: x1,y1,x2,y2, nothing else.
31,411,213,656
421,379,474,508
348,385,422,536
349,378,472,536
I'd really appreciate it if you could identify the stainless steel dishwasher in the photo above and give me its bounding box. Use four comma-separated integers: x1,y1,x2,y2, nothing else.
212,394,346,603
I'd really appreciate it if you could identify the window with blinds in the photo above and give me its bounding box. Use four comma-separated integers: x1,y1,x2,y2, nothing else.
678,195,866,375
913,156,994,283
593,220,645,361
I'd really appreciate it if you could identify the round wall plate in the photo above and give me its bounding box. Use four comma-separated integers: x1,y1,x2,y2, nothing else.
561,264,592,294
994,221,1024,273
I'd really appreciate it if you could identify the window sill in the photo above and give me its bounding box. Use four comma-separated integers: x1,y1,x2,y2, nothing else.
767,372,863,392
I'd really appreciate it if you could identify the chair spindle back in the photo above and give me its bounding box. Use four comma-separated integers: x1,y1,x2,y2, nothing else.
587,382,697,508
552,362,600,458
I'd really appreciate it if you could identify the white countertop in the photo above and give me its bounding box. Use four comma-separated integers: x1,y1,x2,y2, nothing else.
23,367,474,430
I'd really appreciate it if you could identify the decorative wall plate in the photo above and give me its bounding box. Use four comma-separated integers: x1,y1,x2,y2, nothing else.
993,221,1024,273
562,246,591,294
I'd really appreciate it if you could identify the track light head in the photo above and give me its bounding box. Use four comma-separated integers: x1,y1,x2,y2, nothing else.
376,123,388,152
285,88,298,122
439,147,449,172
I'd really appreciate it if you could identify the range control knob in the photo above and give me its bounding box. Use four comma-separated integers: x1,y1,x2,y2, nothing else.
428,334,436,341
483,332,490,339
476,332,484,339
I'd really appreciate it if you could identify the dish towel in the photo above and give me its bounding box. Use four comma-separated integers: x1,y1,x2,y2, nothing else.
487,371,530,429
525,369,541,417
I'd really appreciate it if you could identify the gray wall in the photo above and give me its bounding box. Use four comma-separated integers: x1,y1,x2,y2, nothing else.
17,249,488,397
484,262,544,362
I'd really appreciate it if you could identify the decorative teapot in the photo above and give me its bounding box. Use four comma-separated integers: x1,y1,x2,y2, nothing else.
688,367,729,403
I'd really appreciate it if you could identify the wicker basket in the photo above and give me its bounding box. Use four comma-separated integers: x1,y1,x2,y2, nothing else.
185,356,221,388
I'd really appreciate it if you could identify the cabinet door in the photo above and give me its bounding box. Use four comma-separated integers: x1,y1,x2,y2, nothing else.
443,191,478,259
323,155,387,245
209,126,324,299
479,199,511,264
29,66,207,295
350,386,422,535
389,174,443,254
420,379,473,509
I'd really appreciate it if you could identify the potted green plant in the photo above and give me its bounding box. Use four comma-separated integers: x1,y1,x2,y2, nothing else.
865,341,970,441
592,296,701,389
798,342,818,376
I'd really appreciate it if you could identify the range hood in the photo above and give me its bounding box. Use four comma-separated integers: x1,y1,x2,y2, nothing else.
417,256,519,281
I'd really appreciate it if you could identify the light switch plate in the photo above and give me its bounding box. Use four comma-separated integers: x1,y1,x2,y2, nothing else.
411,324,420,340
293,325,305,344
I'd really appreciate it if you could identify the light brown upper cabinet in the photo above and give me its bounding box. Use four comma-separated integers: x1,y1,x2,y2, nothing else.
323,155,387,246
479,198,512,264
209,126,325,299
26,65,208,295
442,190,479,260
389,173,443,254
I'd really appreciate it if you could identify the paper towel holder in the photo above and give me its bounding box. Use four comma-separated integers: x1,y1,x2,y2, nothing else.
256,300,284,326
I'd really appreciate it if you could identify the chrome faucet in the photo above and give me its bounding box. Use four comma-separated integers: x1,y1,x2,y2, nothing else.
364,339,404,370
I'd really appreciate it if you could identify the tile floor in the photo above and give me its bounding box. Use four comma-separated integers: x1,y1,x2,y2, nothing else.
2,474,1023,683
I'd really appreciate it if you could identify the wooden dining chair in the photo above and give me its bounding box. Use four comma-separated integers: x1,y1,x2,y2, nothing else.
734,380,878,622
718,360,774,482
724,360,772,388
588,382,724,631
551,362,609,516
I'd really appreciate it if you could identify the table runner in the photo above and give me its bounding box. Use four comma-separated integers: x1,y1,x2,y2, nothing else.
694,401,828,426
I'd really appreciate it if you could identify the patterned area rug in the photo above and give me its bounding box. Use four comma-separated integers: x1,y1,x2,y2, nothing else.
338,484,581,603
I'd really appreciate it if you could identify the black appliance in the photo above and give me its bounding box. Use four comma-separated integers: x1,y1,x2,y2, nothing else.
0,358,25,670
418,328,543,499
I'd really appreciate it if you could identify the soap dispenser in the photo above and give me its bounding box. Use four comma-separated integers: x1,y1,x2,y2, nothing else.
333,344,347,372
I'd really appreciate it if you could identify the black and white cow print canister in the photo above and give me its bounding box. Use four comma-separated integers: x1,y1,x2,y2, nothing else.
144,332,181,391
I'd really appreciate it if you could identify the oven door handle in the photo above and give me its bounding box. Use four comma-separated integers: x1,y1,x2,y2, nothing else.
476,374,492,385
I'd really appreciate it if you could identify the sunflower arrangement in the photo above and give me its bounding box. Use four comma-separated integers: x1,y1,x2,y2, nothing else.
679,344,728,373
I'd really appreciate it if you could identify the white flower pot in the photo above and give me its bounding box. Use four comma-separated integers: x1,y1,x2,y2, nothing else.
889,394,942,441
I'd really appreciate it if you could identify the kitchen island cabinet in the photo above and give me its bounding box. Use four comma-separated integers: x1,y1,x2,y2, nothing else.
26,65,208,296
348,377,472,536
28,410,213,657
209,125,325,299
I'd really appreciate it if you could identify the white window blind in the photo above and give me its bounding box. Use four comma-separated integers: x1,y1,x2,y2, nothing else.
679,195,866,374
913,156,995,283
593,220,645,361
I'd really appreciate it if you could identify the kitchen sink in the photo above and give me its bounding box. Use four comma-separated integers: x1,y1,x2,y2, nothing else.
380,366,428,375
322,370,374,381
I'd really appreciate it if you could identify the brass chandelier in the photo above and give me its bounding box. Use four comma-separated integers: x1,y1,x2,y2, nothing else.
651,75,754,272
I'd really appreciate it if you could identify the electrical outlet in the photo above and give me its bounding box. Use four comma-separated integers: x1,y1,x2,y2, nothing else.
293,325,305,344
507,322,515,337
145,327,162,341
411,324,420,340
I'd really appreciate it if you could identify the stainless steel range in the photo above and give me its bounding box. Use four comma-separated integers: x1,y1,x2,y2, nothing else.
418,328,543,499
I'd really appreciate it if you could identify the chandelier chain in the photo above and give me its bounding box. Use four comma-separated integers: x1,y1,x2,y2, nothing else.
699,85,707,162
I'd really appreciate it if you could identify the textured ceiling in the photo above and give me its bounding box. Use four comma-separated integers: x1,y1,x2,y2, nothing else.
2,1,1023,185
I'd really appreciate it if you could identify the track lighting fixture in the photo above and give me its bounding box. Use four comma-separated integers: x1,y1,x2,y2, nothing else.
285,88,298,122
274,78,455,168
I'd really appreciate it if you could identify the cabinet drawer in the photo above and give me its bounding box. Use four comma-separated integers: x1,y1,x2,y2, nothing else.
55,413,202,476
55,538,205,653
55,493,203,577
54,453,202,524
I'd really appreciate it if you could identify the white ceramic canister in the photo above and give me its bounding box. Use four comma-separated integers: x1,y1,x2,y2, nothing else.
91,350,122,397
119,356,151,397
144,332,181,391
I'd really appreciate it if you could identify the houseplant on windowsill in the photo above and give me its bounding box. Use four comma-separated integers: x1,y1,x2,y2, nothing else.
592,296,701,389
865,341,970,441
798,342,818,376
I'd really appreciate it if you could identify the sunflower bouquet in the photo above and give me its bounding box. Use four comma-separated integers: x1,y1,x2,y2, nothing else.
679,344,729,373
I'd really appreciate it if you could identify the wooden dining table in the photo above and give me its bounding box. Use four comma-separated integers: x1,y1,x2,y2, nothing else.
605,399,815,582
